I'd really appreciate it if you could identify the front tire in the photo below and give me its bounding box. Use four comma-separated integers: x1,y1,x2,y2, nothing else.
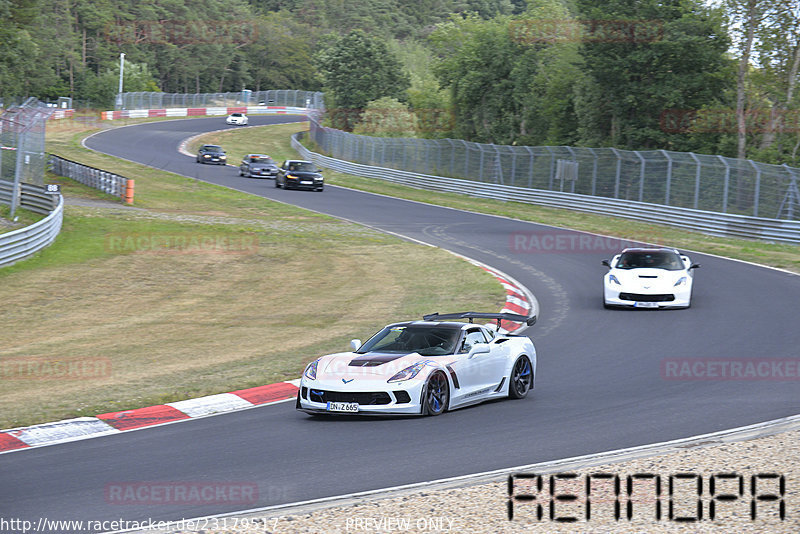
422,371,449,416
508,356,533,399
275,178,281,188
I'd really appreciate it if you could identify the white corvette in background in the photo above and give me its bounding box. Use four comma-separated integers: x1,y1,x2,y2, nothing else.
602,248,700,309
297,312,537,416
225,112,248,125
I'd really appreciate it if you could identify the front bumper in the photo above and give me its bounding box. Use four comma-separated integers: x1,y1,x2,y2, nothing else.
284,178,323,190
297,378,423,415
604,284,691,308
247,170,277,178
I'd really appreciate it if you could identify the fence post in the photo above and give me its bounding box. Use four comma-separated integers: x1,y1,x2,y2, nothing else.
717,155,730,213
661,149,673,205
688,152,701,209
636,151,645,202
565,146,576,193
510,148,517,187
749,160,761,217
9,146,24,218
610,148,622,199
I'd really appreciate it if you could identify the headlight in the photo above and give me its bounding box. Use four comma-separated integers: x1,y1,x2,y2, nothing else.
286,174,297,179
203,154,210,158
608,274,621,285
304,359,319,380
674,276,687,287
387,362,426,383
220,155,227,159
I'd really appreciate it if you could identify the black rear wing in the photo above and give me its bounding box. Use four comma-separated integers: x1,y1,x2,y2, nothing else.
423,311,536,329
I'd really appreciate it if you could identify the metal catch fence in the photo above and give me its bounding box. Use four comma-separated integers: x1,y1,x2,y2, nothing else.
116,90,325,112
307,118,800,222
1,98,53,217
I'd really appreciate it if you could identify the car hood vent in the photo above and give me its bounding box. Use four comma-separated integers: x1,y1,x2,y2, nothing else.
638,275,659,278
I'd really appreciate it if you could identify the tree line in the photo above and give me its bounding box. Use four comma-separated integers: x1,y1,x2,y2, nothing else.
1,0,797,164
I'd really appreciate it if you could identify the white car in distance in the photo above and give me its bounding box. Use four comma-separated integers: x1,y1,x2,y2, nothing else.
225,112,248,125
602,248,700,309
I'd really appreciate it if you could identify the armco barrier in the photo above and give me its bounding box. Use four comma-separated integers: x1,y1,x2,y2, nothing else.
102,105,310,120
49,154,134,204
292,133,800,244
0,181,63,267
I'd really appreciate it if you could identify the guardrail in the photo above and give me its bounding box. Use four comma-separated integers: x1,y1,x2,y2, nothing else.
102,105,312,121
0,180,63,267
49,154,134,204
292,133,800,244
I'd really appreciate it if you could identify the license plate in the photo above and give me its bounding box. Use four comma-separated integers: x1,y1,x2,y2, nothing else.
634,301,659,308
300,180,313,185
327,402,358,413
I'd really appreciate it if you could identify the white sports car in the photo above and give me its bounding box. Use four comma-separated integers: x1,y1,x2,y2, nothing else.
602,247,700,309
225,112,248,125
297,312,537,416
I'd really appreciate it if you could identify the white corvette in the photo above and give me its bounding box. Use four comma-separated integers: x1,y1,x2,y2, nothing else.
602,247,700,309
225,112,248,125
297,312,537,416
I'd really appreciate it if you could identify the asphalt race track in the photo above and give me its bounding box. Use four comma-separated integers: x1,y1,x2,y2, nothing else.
2,115,799,532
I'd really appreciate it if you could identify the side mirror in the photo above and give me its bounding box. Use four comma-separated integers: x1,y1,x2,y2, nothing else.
601,259,611,267
689,264,701,270
350,339,362,351
468,343,491,358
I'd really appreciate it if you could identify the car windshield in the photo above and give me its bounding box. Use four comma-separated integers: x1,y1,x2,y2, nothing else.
288,162,317,172
616,251,684,270
231,113,242,117
356,325,461,356
249,156,274,164
204,145,223,152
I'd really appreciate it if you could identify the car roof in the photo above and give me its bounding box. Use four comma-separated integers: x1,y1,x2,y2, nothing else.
245,153,270,158
285,159,313,164
620,247,680,254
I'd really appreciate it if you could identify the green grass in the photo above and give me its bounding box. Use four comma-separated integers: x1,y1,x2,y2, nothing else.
0,120,505,428
0,204,44,235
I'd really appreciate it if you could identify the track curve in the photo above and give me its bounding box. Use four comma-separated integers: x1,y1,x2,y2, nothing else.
2,115,798,532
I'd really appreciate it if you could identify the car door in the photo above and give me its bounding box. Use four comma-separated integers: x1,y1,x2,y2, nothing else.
448,328,507,405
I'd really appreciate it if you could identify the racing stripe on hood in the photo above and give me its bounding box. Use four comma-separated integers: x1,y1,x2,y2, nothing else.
348,353,413,367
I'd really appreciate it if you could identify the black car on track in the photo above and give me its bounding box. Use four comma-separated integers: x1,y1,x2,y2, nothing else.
239,154,279,178
196,144,227,165
275,160,324,191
